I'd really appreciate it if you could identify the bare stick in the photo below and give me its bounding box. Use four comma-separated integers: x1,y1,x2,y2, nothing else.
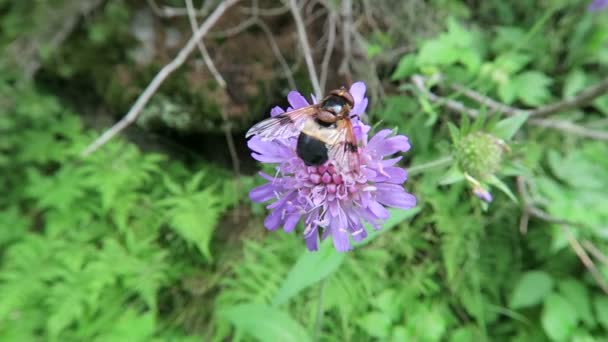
255,19,297,90
208,16,256,38
319,11,336,93
81,0,240,157
517,176,608,293
185,0,226,88
452,77,608,117
147,0,211,18
411,75,608,141
529,118,608,141
338,0,352,80
185,0,240,178
564,226,608,294
288,0,322,99
583,240,608,267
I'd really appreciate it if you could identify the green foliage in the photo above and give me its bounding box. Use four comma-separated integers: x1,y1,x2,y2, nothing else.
2,1,608,341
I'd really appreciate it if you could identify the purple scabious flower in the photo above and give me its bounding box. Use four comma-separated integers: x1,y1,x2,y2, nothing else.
589,0,608,11
248,82,416,252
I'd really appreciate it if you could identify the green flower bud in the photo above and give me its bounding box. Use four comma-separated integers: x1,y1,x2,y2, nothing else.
455,132,505,180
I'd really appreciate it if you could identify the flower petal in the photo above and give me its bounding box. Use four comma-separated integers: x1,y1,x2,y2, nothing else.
249,183,276,202
330,217,351,252
283,213,301,232
367,200,390,220
264,210,282,230
270,106,285,117
287,91,310,109
367,130,411,157
371,166,408,184
349,82,368,115
304,225,319,251
375,183,417,209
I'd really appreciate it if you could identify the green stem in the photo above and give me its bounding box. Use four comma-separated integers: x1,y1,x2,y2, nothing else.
312,279,327,341
408,156,454,176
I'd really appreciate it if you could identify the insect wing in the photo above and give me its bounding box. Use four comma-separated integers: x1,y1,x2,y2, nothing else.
327,119,360,173
245,105,319,140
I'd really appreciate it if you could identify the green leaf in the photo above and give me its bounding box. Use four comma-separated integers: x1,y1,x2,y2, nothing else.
391,54,417,80
509,271,553,309
221,303,311,342
541,293,578,341
272,208,419,306
563,69,587,98
487,175,518,203
558,279,594,327
272,239,345,306
514,71,553,106
593,295,608,331
354,207,421,247
439,165,465,185
491,113,529,140
357,312,392,338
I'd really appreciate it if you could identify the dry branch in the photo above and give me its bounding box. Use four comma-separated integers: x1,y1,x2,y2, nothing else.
288,0,322,99
411,75,608,141
81,0,241,157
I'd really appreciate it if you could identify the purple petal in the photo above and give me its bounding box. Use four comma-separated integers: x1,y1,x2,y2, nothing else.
367,200,390,220
287,91,310,109
349,82,368,115
248,137,292,163
589,0,608,11
350,226,368,242
372,166,408,184
270,106,285,117
305,225,319,251
264,210,282,230
330,217,351,252
283,213,301,232
249,183,276,203
367,130,411,157
473,187,493,203
375,183,417,209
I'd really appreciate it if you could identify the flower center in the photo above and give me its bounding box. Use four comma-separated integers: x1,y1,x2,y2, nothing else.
307,164,345,194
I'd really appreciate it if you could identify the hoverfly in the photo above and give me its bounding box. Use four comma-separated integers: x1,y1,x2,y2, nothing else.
245,87,360,173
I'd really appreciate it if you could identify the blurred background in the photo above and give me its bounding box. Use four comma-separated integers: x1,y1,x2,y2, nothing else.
1,0,608,340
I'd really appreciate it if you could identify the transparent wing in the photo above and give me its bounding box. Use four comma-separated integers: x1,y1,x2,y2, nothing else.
245,105,319,140
327,119,360,173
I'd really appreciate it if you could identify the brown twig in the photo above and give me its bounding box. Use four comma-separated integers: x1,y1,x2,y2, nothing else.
582,240,608,268
147,0,213,18
185,0,226,88
319,10,336,93
288,0,322,99
451,77,608,117
411,75,608,141
185,0,239,177
338,0,353,81
254,19,297,90
529,118,608,141
564,226,608,294
517,176,608,294
81,0,241,157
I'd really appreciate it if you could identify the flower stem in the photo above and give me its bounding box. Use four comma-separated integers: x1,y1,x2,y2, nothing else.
312,279,327,341
408,155,454,176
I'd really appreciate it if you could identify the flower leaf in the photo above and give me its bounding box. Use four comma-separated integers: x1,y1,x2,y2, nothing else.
509,271,554,309
491,112,529,140
541,293,579,341
272,239,345,306
272,208,419,306
220,303,311,342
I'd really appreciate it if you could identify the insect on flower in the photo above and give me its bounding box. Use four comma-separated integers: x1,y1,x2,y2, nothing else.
246,87,360,174
246,82,416,252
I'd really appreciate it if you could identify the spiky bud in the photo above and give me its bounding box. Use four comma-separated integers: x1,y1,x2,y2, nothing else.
455,132,505,180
